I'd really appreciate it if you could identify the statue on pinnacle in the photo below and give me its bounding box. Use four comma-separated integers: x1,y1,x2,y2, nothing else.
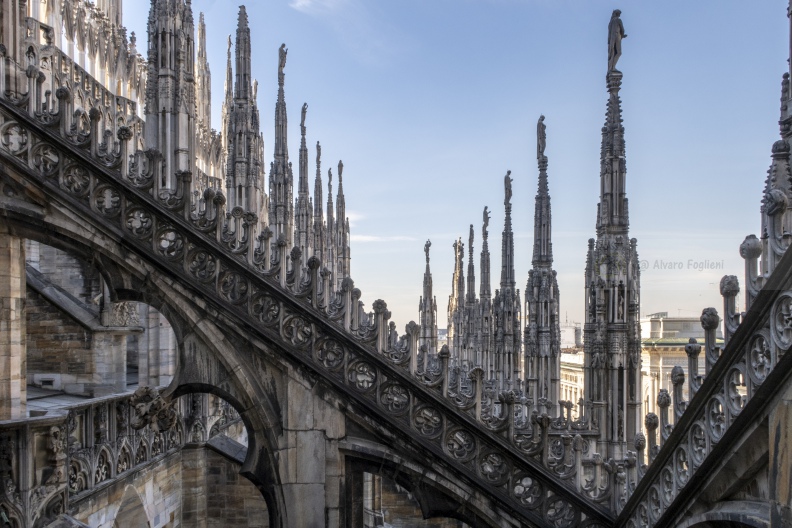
278,43,288,75
537,115,547,160
607,9,627,72
424,240,431,264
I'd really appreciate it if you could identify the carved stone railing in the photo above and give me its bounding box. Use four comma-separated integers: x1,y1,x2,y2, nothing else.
618,246,792,527
0,388,228,528
0,52,614,527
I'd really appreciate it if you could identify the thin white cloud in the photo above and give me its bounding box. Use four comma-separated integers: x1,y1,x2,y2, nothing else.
352,235,417,243
345,210,364,228
287,0,408,66
289,0,347,15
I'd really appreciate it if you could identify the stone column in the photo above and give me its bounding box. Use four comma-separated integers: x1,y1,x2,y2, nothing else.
280,373,346,527
0,223,25,419
181,445,208,528
139,308,175,387
89,330,127,397
770,383,792,527
158,312,175,385
343,460,364,528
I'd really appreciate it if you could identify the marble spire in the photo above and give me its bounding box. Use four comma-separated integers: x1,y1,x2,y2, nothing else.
447,238,465,362
584,10,642,464
480,206,491,301
195,12,211,129
493,171,521,387
313,141,325,259
478,206,493,375
525,116,561,415
466,225,476,305
335,160,350,285
222,6,265,215
532,117,553,268
500,171,516,289
234,6,252,101
596,30,629,236
144,0,195,185
294,103,313,261
268,43,294,246
325,168,336,283
220,34,233,157
419,240,438,357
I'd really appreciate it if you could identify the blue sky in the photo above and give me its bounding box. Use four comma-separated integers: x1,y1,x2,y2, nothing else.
124,1,787,330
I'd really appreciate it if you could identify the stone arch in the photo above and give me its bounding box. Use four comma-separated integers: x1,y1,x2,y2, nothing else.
675,501,771,528
167,332,285,528
0,501,23,528
0,201,287,526
340,437,520,528
112,485,150,528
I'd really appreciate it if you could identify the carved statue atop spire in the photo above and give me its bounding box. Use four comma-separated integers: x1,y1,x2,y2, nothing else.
301,103,308,128
278,43,288,77
316,141,321,164
338,160,344,182
483,206,490,235
607,9,627,72
537,115,546,160
425,240,431,264
227,34,231,55
504,170,513,204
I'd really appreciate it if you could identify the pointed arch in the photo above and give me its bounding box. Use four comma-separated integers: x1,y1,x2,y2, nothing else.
112,485,150,528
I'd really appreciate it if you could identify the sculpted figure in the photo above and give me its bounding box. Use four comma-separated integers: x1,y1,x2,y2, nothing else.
504,170,512,204
301,102,307,127
278,43,287,74
537,115,546,159
424,239,431,263
607,9,627,72
483,206,490,231
129,386,177,432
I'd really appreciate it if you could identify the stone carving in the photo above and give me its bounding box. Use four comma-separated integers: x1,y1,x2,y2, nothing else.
278,43,287,75
110,302,138,327
719,275,740,297
348,361,376,391
748,334,772,382
379,383,409,415
504,170,512,204
125,208,153,238
316,339,345,370
129,387,178,432
607,9,627,72
537,114,546,159
700,307,720,331
479,452,510,484
63,164,91,196
513,475,543,508
413,406,442,437
445,429,476,461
